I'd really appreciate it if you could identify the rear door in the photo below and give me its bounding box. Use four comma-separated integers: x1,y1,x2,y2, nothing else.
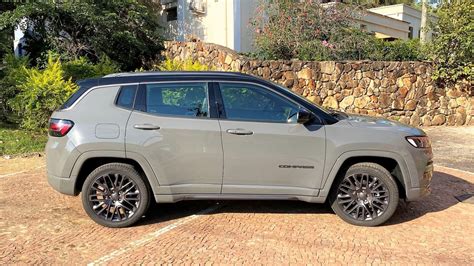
125,81,223,194
216,82,326,196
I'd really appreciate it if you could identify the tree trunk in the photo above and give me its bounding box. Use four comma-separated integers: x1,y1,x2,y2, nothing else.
420,0,429,43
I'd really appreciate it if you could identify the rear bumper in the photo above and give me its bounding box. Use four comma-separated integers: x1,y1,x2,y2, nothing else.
47,173,77,196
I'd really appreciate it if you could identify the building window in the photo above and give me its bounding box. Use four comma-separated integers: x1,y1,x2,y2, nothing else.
408,26,413,39
166,7,178,21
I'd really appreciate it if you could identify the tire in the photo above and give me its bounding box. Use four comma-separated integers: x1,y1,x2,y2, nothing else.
329,162,399,227
81,163,150,228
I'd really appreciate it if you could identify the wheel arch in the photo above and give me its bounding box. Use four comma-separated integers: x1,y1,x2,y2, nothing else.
70,151,160,196
320,150,411,200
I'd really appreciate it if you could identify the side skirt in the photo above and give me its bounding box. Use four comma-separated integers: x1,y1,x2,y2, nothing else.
153,193,326,204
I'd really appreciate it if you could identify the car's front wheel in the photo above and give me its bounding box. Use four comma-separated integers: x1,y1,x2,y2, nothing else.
329,162,399,227
81,163,150,228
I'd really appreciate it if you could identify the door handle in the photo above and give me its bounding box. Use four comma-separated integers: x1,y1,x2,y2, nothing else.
226,128,253,135
134,124,161,130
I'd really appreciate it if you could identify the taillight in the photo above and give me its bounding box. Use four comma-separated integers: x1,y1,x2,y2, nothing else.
49,119,74,137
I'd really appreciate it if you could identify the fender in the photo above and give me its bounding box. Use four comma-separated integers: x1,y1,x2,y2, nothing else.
69,150,161,196
318,150,412,198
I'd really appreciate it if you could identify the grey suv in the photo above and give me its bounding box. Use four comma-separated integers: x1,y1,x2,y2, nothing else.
46,72,433,227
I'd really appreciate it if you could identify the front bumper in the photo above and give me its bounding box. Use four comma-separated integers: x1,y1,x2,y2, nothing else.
406,160,433,201
47,172,77,196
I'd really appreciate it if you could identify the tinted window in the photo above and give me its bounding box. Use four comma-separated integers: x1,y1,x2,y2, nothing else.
219,83,299,123
116,85,137,109
145,83,209,118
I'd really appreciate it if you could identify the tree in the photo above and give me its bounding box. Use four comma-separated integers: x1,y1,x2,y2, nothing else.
420,0,429,43
429,1,473,85
251,0,374,60
0,1,164,71
0,2,15,59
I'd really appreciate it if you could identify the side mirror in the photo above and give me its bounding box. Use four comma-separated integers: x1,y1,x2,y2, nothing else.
297,108,314,124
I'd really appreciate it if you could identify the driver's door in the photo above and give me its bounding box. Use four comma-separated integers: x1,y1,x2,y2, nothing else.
217,82,326,196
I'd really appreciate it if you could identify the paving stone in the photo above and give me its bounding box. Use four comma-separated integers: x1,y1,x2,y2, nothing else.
0,158,473,264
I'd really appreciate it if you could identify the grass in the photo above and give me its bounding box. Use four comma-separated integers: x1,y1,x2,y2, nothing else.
0,123,48,156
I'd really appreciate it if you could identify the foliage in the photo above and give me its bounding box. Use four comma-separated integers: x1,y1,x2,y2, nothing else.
0,122,47,156
62,56,119,81
9,55,77,130
0,1,164,71
345,0,416,8
251,0,427,61
155,59,215,71
429,1,473,84
251,0,375,61
0,27,12,59
0,2,14,59
0,54,29,123
371,39,426,61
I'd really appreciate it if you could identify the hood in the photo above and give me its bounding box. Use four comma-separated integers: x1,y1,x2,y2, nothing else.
344,114,426,136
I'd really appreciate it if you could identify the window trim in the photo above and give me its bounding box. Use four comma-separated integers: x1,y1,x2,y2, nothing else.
114,84,138,110
135,81,216,120
59,83,138,111
215,81,304,124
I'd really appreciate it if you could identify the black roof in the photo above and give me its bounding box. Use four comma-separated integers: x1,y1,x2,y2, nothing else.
78,71,263,87
103,71,254,78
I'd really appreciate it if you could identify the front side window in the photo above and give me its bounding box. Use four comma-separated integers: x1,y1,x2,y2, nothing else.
144,83,209,118
219,83,299,123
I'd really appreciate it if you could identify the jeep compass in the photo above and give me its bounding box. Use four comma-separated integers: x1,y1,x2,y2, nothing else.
46,72,433,227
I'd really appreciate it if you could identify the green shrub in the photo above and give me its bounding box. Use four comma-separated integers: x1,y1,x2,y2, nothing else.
429,1,473,84
154,59,215,71
251,1,369,60
371,39,426,61
63,56,119,81
0,54,29,124
250,1,426,62
9,55,77,130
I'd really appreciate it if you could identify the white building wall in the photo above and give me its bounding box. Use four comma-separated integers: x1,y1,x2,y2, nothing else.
13,19,27,56
237,0,258,53
161,0,255,53
369,4,436,40
357,11,410,40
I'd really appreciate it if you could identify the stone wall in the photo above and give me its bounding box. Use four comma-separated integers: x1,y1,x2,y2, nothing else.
163,41,473,126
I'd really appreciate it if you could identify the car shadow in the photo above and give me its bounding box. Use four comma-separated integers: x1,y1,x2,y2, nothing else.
137,170,473,227
386,170,474,225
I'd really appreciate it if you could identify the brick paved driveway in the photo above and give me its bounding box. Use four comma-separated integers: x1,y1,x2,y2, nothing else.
0,157,473,264
424,126,474,172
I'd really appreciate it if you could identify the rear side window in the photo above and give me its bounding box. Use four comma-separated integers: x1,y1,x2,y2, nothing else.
142,83,209,118
116,85,137,109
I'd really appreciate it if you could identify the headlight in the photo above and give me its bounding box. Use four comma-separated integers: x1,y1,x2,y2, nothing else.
406,136,431,148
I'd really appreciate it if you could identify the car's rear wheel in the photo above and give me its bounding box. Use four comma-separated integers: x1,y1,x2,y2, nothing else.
329,162,399,227
81,163,150,228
